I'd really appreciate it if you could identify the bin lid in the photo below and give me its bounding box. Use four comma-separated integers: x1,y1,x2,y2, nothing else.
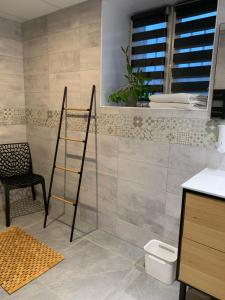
144,239,177,263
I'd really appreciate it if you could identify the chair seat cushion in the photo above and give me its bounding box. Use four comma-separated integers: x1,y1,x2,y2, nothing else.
1,173,44,188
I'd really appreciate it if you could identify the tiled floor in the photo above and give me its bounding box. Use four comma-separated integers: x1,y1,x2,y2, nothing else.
0,210,180,300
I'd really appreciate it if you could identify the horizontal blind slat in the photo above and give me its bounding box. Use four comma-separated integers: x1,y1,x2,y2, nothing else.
175,16,216,35
132,57,165,67
132,29,167,42
174,33,214,49
132,6,168,28
175,0,217,19
172,81,209,93
132,43,166,55
140,71,164,79
173,50,213,64
172,66,211,78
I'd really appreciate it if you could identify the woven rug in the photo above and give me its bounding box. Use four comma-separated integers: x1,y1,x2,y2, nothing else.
0,227,64,294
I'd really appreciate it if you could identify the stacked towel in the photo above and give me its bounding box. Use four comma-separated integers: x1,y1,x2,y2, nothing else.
149,93,208,110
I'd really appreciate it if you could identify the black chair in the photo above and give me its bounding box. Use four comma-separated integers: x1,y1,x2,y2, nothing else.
0,142,47,227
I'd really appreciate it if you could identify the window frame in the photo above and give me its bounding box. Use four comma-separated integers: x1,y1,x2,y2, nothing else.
130,0,218,96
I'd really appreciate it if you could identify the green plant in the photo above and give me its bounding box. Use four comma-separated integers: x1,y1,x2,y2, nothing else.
109,46,153,105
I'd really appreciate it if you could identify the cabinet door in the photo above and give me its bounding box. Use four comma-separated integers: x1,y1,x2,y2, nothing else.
179,238,225,299
183,192,225,252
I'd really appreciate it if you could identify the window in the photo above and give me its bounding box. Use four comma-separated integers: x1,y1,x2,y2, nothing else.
131,7,169,93
131,0,218,95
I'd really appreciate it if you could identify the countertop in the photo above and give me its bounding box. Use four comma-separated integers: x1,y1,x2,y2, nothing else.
182,168,225,199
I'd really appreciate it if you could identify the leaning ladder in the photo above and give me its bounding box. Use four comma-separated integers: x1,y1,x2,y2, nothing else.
44,85,96,242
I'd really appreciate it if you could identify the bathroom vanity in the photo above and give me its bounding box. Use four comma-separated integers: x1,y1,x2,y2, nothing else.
177,168,225,300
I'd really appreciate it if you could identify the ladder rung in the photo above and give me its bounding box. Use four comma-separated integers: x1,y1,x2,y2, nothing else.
60,137,85,143
64,108,90,112
51,195,75,205
55,165,80,174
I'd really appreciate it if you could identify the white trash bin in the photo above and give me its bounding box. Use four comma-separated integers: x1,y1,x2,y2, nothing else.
144,239,178,285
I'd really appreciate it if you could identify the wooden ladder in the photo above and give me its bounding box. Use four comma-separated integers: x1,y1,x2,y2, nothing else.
44,85,96,242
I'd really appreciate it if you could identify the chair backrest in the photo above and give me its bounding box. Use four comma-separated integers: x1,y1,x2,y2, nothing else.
0,143,32,178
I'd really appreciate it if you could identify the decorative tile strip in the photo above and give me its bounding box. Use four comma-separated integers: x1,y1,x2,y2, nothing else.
25,109,218,148
0,109,26,125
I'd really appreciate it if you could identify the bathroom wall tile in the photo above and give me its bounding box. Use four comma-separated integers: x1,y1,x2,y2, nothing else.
206,148,225,170
167,168,199,196
0,55,23,74
0,74,24,92
163,215,180,245
118,137,169,167
23,36,48,58
115,218,161,248
97,134,118,156
24,74,49,92
80,47,100,70
48,29,80,53
0,17,21,41
0,92,25,108
80,70,100,90
0,125,26,143
165,193,182,220
98,210,117,235
98,173,117,213
24,56,48,75
47,5,80,34
169,144,207,172
117,178,165,213
0,38,23,57
98,154,118,176
79,0,101,25
118,158,168,194
22,16,47,41
49,50,80,74
49,72,80,93
79,22,101,49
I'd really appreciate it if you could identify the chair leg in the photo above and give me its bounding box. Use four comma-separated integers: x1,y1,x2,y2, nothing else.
31,185,36,201
40,180,48,216
4,186,10,227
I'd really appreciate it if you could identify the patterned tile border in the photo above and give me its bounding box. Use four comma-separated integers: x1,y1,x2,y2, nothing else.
0,108,218,148
25,109,219,149
0,109,26,125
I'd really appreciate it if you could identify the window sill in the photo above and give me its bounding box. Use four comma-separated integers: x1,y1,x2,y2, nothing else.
99,105,209,119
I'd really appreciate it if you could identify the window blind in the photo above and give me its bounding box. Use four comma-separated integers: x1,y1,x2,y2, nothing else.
131,7,169,93
172,0,218,94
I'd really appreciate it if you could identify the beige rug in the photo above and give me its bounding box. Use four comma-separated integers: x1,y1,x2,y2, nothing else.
0,227,64,294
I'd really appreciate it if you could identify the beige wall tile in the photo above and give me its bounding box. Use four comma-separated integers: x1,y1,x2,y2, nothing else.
119,137,169,167
80,47,100,70
49,50,80,74
48,29,79,53
24,56,48,75
24,74,49,92
79,22,101,49
22,16,47,41
0,38,23,57
80,70,100,90
0,55,23,74
118,158,168,194
0,74,24,92
49,72,80,92
0,17,21,41
23,36,48,58
0,92,25,108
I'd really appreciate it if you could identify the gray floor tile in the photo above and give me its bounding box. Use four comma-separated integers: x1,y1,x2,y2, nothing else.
86,229,144,263
2,280,61,300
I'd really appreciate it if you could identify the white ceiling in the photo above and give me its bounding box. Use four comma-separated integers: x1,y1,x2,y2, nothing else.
0,0,87,22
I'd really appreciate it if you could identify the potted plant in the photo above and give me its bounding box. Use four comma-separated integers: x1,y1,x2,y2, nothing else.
109,46,153,107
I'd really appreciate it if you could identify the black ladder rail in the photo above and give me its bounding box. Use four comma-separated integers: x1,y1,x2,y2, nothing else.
44,86,67,228
70,85,96,242
43,85,96,242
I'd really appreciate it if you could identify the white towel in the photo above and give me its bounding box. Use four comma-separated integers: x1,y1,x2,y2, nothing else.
150,102,207,110
149,93,208,104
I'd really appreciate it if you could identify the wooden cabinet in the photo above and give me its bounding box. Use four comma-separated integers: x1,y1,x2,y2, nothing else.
177,191,225,300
